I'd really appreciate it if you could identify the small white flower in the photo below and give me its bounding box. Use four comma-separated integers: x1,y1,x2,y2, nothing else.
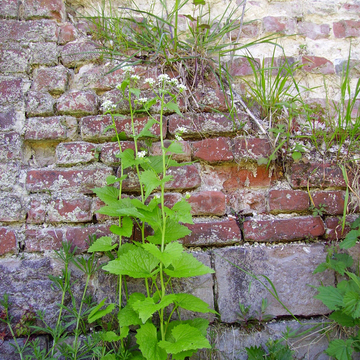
137,150,146,158
175,134,183,141
177,84,187,92
138,97,148,104
122,66,135,74
144,78,155,86
101,100,114,111
177,126,187,133
185,192,191,199
154,194,160,199
158,74,170,82
131,74,140,81
169,78,179,86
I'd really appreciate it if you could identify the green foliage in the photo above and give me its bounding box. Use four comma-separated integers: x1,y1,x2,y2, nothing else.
246,336,295,360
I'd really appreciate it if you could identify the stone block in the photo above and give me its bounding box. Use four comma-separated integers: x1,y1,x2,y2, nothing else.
57,90,98,117
56,141,98,166
0,194,25,222
297,22,330,40
0,132,22,161
26,90,55,117
0,227,17,255
23,0,65,21
32,65,69,95
61,40,101,68
29,42,59,66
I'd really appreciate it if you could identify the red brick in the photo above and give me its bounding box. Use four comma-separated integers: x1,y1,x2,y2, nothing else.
343,3,360,12
65,224,113,251
81,115,165,141
29,42,58,66
290,163,347,189
47,196,93,223
325,215,356,241
168,113,244,138
301,56,334,75
26,90,55,117
187,191,226,216
227,189,267,214
0,48,29,73
0,132,22,161
183,218,241,246
0,109,17,131
0,195,24,222
25,227,64,251
0,0,18,18
192,137,233,163
263,16,296,34
243,216,325,242
297,22,330,40
228,21,260,39
24,0,65,21
0,78,23,106
232,137,271,160
0,227,17,255
334,20,360,38
26,166,112,193
312,191,345,215
27,198,47,224
61,40,101,68
150,140,191,162
25,116,77,141
100,141,136,165
57,90,98,117
32,66,68,95
269,189,309,213
58,23,77,44
228,57,259,77
193,85,229,112
0,19,58,42
56,142,98,166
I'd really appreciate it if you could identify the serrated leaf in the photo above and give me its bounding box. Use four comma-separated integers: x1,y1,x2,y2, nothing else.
143,98,157,112
165,142,184,155
158,324,211,354
175,294,217,314
119,79,130,93
329,253,354,275
88,236,118,253
314,286,343,310
139,170,172,200
351,216,360,229
102,247,159,278
106,175,127,185
164,102,182,116
147,219,191,245
142,242,183,268
326,339,353,360
93,186,119,204
172,350,197,360
110,217,133,238
88,299,115,323
116,148,136,169
118,293,145,327
246,346,266,360
132,294,176,323
129,88,141,98
118,243,137,256
172,199,193,224
96,198,143,218
136,117,157,139
165,252,214,278
343,291,360,318
340,229,360,249
313,262,329,274
100,327,129,342
329,311,359,327
136,322,167,360
101,354,116,360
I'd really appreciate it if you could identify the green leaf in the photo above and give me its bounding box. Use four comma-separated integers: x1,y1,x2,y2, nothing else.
193,0,206,5
139,170,172,200
132,294,176,323
106,175,127,185
313,262,329,274
88,298,115,323
246,346,266,360
164,252,215,278
291,151,302,161
119,79,130,93
314,286,344,310
96,198,143,218
158,324,211,354
165,142,184,155
93,186,119,205
143,98,157,112
88,236,118,253
136,117,157,139
100,328,129,342
164,102,182,116
175,294,217,314
116,148,136,169
329,253,354,275
118,243,137,256
129,88,141,98
142,242,183,268
351,216,360,229
110,217,133,238
101,354,116,360
329,310,359,327
343,291,360,318
147,219,191,245
326,339,354,360
103,124,115,134
172,199,194,224
140,155,163,174
102,247,159,278
118,293,144,327
136,322,167,360
184,14,196,21
340,229,360,249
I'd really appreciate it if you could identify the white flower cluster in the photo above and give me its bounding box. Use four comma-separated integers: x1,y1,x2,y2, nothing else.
177,126,187,133
144,78,156,86
131,74,140,81
175,134,183,141
101,100,116,111
137,150,147,158
138,97,148,104
122,66,135,74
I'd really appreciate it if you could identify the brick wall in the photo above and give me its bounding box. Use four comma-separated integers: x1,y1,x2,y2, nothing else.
0,0,359,358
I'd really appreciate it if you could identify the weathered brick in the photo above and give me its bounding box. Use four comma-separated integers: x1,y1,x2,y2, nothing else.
290,163,347,189
58,23,77,44
243,216,325,242
168,113,243,138
269,189,309,213
23,0,65,21
57,90,98,116
47,196,93,223
263,16,296,34
324,216,355,241
0,0,18,18
214,244,333,321
183,218,241,246
192,137,233,163
27,196,48,224
228,20,260,40
150,140,191,162
0,20,58,43
0,162,19,190
0,78,23,106
25,227,64,251
26,90,55,117
81,115,165,141
232,137,271,161
343,3,360,12
56,141,98,166
187,191,226,216
0,132,22,161
312,190,345,215
29,42,58,66
334,20,360,38
335,59,360,77
301,56,334,75
100,141,136,165
32,65,69,95
25,116,77,141
0,109,17,131
0,48,29,73
0,227,17,255
61,40,101,68
26,166,113,193
228,57,259,77
193,85,229,112
0,194,25,222
227,189,267,214
297,22,330,40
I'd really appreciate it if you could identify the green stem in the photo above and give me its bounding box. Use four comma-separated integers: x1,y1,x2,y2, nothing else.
5,315,25,360
173,0,179,53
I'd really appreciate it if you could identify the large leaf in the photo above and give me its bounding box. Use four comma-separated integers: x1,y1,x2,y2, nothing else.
88,298,115,323
93,186,119,204
116,148,145,169
164,102,182,116
165,252,215,278
340,229,360,249
88,236,118,253
142,242,183,268
106,175,127,185
102,247,159,278
96,198,143,218
246,346,266,360
329,310,359,327
326,339,354,360
140,170,172,200
110,217,133,238
165,142,184,155
172,199,194,224
136,322,167,360
174,294,217,314
147,219,191,245
100,328,129,342
343,291,360,318
158,324,211,355
314,286,344,310
118,293,144,327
